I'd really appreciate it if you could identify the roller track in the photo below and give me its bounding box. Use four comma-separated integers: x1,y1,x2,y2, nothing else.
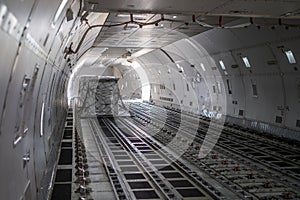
128,102,300,200
88,116,235,200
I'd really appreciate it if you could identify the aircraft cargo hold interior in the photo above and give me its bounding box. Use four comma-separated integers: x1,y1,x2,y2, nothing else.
0,0,299,199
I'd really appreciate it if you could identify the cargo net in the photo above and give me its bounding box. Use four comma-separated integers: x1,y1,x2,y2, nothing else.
95,78,119,116
77,76,128,118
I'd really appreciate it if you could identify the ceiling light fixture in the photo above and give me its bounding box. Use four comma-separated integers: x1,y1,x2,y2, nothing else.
219,60,226,70
52,0,68,28
242,56,251,68
200,63,206,71
285,50,296,64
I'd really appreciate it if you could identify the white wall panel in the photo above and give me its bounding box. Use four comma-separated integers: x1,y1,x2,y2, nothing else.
138,24,300,138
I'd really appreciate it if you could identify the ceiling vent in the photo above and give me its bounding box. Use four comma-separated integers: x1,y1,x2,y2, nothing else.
296,119,300,127
231,64,239,68
275,116,283,124
267,60,278,65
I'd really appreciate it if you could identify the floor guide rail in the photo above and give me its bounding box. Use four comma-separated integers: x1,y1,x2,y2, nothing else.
89,116,231,200
128,103,300,200
50,104,299,200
